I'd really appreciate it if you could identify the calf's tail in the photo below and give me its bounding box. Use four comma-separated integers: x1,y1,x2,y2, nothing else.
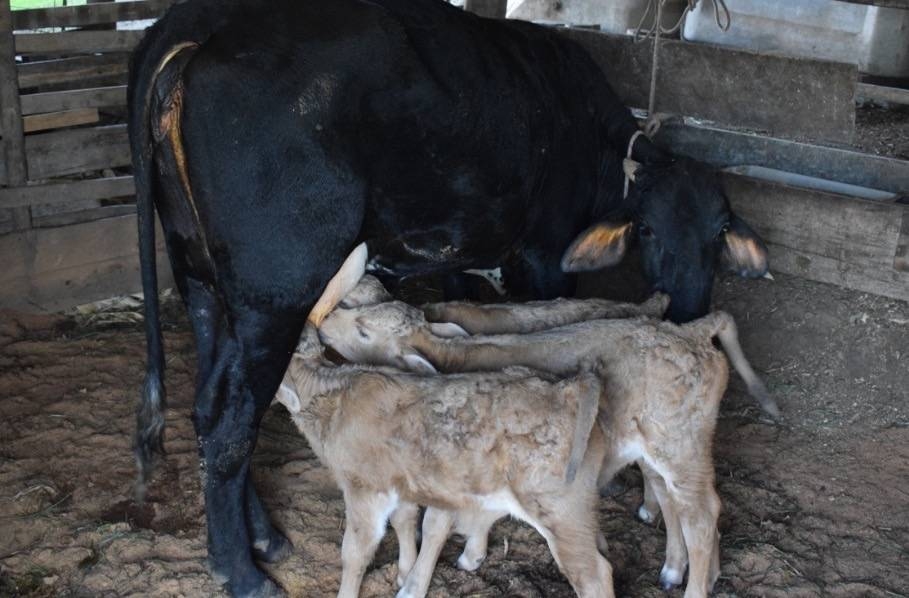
698,311,780,419
565,372,603,483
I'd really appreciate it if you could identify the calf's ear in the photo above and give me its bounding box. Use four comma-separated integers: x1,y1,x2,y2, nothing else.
561,221,633,272
275,383,302,412
429,322,469,338
722,215,769,277
400,351,438,374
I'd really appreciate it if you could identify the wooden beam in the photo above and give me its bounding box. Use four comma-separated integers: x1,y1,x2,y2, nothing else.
15,30,144,55
654,122,909,194
723,173,909,301
20,85,126,115
896,207,909,273
0,175,134,210
835,0,909,8
0,213,173,313
464,0,507,18
12,0,172,31
32,203,136,228
25,124,130,179
0,0,30,229
562,30,857,143
17,53,129,89
23,107,99,133
857,83,909,106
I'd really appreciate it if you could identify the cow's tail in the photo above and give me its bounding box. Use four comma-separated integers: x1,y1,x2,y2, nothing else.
127,2,231,499
690,311,780,419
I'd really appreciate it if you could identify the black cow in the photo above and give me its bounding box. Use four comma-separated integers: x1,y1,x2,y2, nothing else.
129,0,768,595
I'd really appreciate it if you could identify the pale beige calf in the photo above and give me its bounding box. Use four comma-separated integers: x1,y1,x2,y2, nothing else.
280,251,613,598
319,296,773,598
422,292,670,334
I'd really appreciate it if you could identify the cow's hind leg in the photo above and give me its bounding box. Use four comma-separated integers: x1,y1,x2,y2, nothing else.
194,309,305,597
181,277,292,567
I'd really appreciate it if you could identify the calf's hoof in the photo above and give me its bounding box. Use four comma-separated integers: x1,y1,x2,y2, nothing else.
659,564,685,591
253,530,294,564
456,551,485,572
636,503,658,524
599,478,626,498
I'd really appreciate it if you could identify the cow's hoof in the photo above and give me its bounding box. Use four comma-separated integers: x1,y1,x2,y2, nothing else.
253,530,294,564
659,565,685,591
222,568,286,598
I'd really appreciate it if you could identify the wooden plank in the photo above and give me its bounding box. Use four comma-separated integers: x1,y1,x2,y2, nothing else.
25,124,129,179
15,30,144,55
0,0,30,229
17,53,128,89
654,122,909,194
562,29,857,143
12,0,171,31
22,107,98,132
836,0,909,8
0,175,134,209
464,0,507,18
20,85,126,115
0,213,173,313
32,203,135,228
722,173,909,301
857,83,909,106
896,207,909,273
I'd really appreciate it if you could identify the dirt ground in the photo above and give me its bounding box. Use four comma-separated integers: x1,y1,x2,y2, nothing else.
1,269,907,598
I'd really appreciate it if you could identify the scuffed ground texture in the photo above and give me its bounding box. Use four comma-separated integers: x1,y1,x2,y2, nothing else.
1,272,907,597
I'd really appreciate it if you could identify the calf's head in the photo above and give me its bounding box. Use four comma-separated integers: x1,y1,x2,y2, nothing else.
318,298,467,373
563,157,768,323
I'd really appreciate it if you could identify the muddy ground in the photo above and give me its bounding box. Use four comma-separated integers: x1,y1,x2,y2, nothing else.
1,270,907,598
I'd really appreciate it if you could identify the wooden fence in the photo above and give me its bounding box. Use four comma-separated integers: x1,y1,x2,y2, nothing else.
0,0,173,311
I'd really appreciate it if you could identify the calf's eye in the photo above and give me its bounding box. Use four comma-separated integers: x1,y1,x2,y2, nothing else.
639,223,653,238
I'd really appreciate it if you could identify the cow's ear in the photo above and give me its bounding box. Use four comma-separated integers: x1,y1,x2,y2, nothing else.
722,215,769,277
561,221,633,272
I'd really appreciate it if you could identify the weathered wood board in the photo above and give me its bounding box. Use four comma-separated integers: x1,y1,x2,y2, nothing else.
15,30,144,56
723,174,909,301
562,29,857,143
12,0,172,31
20,86,126,116
0,175,134,210
0,213,172,312
23,107,99,133
25,124,130,179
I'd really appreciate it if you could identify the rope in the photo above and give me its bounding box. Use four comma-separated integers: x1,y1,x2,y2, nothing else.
623,130,646,199
633,0,731,43
632,0,732,136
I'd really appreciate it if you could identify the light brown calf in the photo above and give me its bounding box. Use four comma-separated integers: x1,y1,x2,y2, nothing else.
319,293,775,598
279,250,613,598
422,292,670,334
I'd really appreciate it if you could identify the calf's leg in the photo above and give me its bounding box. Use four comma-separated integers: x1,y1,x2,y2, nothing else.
397,507,454,598
639,464,687,590
338,490,398,598
389,502,420,586
454,508,504,571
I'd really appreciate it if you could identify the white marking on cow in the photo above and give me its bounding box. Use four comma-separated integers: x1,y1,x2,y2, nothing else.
464,267,507,296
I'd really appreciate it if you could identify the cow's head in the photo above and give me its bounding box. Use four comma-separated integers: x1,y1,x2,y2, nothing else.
562,156,768,323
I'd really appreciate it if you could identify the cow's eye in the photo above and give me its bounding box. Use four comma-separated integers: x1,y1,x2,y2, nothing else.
717,222,730,240
357,325,371,341
639,223,653,238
